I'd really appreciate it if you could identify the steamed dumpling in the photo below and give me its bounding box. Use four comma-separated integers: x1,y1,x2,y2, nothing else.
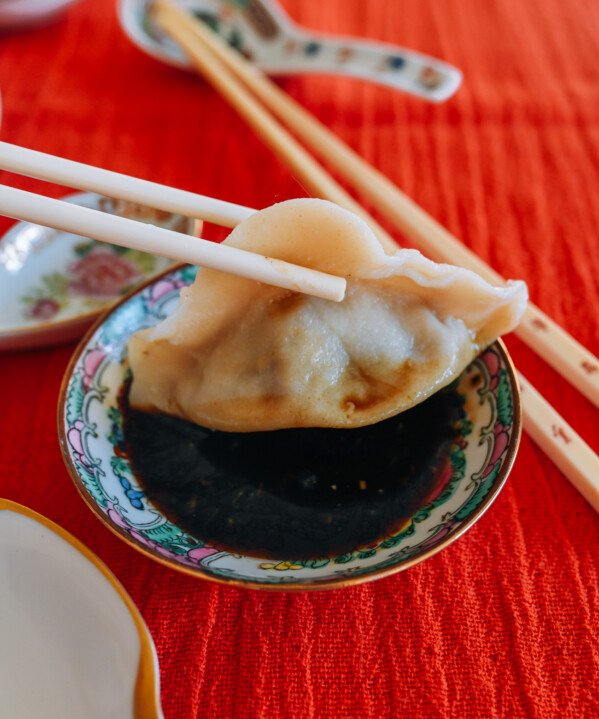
128,199,527,431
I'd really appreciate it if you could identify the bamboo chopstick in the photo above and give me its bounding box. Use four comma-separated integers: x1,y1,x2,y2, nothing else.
151,0,399,254
519,375,599,511
153,0,599,512
153,0,599,413
0,141,252,228
0,185,346,302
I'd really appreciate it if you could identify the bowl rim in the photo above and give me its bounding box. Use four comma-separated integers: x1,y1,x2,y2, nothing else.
57,263,523,591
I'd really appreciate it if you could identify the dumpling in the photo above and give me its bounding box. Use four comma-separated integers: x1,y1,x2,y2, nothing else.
128,199,527,431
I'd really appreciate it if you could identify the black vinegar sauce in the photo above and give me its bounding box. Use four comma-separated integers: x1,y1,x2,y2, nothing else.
122,384,465,560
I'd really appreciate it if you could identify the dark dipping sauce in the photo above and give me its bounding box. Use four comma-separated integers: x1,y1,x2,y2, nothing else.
122,385,465,560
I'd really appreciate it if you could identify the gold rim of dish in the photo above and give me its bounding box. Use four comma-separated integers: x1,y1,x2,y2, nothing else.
0,498,162,718
57,263,523,592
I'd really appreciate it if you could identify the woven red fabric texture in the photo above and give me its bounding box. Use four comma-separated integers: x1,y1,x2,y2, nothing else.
1,1,598,717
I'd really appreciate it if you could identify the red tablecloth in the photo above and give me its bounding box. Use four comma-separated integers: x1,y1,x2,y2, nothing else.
1,1,598,717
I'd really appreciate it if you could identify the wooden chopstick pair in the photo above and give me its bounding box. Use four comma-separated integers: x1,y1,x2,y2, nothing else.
0,144,345,303
151,0,599,512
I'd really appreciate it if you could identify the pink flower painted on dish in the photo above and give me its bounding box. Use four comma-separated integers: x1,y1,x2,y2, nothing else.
482,424,510,477
187,546,219,562
147,277,188,307
81,347,106,390
482,350,501,390
67,419,91,468
106,503,131,530
27,298,60,320
104,503,220,566
69,250,140,297
128,528,219,566
148,279,178,305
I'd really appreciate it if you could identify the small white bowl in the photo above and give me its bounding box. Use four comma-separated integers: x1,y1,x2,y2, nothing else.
0,498,162,718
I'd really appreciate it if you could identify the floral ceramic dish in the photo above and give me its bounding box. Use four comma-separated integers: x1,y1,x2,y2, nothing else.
0,192,194,351
58,265,522,591
0,498,162,718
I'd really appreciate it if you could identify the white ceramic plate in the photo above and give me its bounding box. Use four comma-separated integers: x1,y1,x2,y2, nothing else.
0,192,194,351
0,499,162,719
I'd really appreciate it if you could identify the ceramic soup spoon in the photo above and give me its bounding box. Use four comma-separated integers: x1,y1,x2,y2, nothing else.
119,0,462,102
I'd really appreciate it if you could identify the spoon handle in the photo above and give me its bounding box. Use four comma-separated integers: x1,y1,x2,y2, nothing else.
261,29,462,103
250,0,462,102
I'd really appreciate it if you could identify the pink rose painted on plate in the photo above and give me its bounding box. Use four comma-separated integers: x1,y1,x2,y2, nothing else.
27,298,60,320
69,250,140,297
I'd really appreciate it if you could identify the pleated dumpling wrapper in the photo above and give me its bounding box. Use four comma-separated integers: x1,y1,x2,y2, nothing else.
128,199,527,431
